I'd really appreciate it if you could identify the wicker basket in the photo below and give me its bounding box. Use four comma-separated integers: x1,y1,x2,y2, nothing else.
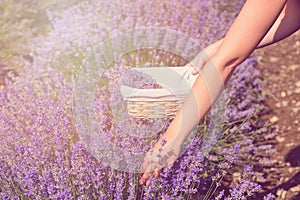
126,100,183,119
120,66,197,119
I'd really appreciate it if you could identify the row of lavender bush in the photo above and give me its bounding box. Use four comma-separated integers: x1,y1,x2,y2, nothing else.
0,0,277,199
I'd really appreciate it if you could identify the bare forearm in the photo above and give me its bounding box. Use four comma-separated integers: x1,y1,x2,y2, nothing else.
166,0,290,144
209,0,299,54
257,0,300,48
215,0,287,71
165,59,225,144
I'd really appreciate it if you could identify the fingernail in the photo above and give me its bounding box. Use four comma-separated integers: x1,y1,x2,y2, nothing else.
139,179,144,185
146,180,151,186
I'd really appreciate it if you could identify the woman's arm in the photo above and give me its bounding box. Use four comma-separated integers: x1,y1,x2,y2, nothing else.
163,0,289,149
140,0,296,185
191,0,300,74
257,0,300,48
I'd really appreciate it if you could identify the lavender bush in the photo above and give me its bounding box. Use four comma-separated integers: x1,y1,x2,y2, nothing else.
0,0,277,199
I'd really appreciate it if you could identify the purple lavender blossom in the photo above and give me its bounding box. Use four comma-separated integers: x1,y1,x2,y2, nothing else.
0,0,274,199
263,193,276,200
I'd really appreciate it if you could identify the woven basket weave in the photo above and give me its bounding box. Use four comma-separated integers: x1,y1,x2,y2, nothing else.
127,100,183,119
120,66,197,119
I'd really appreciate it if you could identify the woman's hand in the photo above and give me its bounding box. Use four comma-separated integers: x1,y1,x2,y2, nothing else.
186,39,222,75
139,40,225,187
139,136,182,186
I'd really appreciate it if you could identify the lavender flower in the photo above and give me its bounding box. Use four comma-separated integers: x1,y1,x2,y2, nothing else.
0,0,275,199
263,193,276,200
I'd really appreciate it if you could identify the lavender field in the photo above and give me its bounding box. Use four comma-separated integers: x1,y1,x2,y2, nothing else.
0,0,284,199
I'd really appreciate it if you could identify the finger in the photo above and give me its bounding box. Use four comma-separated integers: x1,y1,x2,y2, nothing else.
140,161,150,185
139,174,145,185
192,68,200,75
142,171,150,180
142,160,160,184
140,178,145,185
146,169,163,186
146,179,151,187
190,53,209,74
146,172,156,187
184,62,199,75
140,157,151,174
140,172,144,178
189,63,202,75
140,171,150,185
153,168,161,178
